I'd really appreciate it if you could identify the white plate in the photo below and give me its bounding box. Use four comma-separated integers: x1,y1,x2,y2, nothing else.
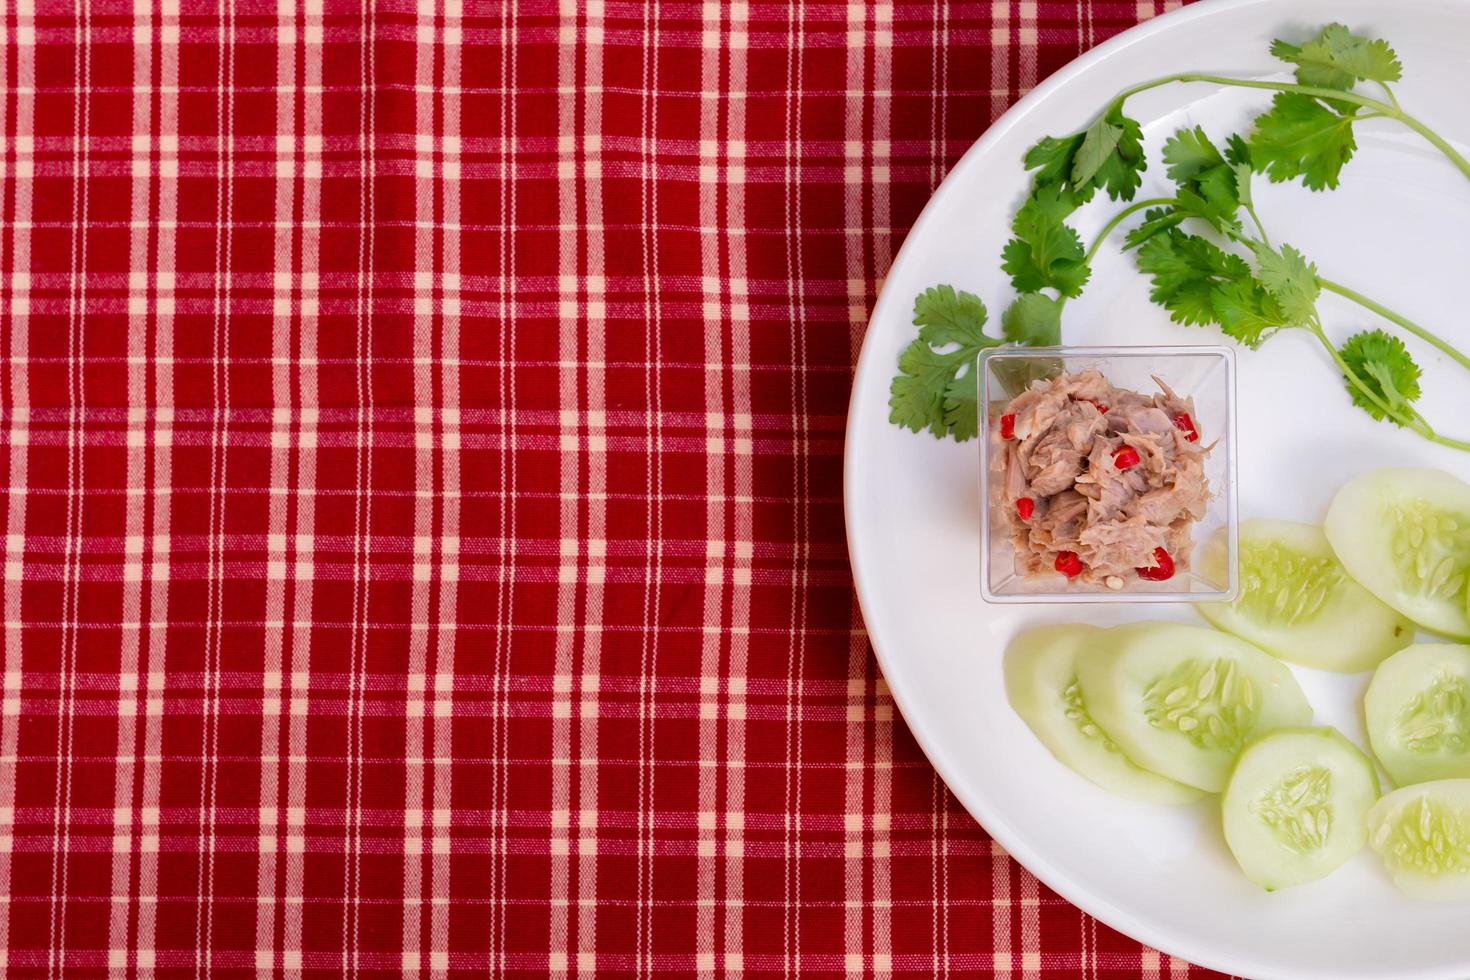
844,1,1470,977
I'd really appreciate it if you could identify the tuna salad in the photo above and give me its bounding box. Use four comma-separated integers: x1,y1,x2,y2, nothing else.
991,369,1211,588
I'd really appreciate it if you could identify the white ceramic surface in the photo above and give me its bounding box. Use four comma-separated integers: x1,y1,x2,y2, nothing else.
843,1,1470,977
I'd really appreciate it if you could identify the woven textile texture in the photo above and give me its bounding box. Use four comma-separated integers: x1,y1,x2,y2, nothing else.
0,1,1237,977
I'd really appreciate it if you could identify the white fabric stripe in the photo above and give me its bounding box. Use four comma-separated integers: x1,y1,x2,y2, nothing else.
781,4,808,976
344,4,377,971
403,3,436,973
694,0,725,977
989,0,1011,122
573,2,606,974
840,4,868,975
721,4,750,977
492,3,517,976
549,1,579,976
0,9,34,964
869,7,895,968
1019,0,1039,94
567,3,602,975
281,0,323,971
636,2,664,974
1021,868,1041,980
107,2,155,971
49,7,91,972
197,7,236,974
429,5,462,969
256,0,300,968
133,46,180,971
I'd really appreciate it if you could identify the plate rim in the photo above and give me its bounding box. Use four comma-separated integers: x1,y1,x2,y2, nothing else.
841,1,1470,977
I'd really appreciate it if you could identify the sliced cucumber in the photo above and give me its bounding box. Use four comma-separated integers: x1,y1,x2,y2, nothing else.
1368,779,1470,901
1197,519,1414,673
1364,643,1470,786
1076,622,1313,792
1324,468,1470,639
1222,727,1379,891
1004,625,1203,804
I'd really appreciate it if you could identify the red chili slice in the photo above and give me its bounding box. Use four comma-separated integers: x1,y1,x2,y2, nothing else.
1171,412,1199,442
1016,497,1035,520
1088,401,1109,414
1111,445,1141,470
1054,551,1083,579
1136,547,1176,581
1000,413,1017,440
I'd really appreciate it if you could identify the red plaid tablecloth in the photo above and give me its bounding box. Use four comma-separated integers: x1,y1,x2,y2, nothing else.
0,1,1237,977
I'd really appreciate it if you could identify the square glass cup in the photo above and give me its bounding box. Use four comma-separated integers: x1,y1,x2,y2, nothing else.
979,345,1238,603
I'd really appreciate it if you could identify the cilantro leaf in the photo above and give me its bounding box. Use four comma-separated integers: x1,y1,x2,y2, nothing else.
1339,329,1422,424
1249,93,1358,191
1072,117,1123,189
1250,241,1320,324
1089,106,1146,201
1209,279,1289,348
912,281,990,347
1000,293,1063,347
1224,133,1252,167
1023,105,1145,202
1270,24,1402,90
1000,186,1089,296
1123,206,1186,251
1162,125,1227,184
1135,228,1250,326
1162,126,1242,233
889,286,1001,440
1023,132,1086,190
941,364,980,441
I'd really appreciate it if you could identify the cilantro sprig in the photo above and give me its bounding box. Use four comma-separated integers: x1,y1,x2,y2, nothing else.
889,22,1470,453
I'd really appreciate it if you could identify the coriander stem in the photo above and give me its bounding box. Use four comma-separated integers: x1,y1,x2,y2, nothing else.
1318,277,1470,374
1109,73,1470,185
1084,197,1175,262
1425,431,1470,452
1110,73,1396,116
1384,108,1470,185
1244,203,1270,246
1377,80,1402,113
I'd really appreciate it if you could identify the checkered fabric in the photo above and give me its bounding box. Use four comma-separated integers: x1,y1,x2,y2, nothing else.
0,1,1236,977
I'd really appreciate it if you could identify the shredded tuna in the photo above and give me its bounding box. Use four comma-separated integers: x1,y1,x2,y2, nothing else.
990,369,1212,587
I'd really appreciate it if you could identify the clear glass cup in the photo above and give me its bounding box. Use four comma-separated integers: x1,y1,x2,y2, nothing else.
979,345,1238,604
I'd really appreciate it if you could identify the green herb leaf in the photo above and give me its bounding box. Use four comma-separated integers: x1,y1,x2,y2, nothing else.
1023,132,1087,191
1089,106,1147,201
1135,228,1250,326
912,282,990,347
1000,293,1063,347
1122,206,1186,251
1339,329,1422,424
1000,186,1089,296
889,286,1001,439
942,366,980,441
1270,24,1402,90
1250,241,1320,324
1072,118,1123,189
1249,93,1358,191
1023,105,1145,202
1209,279,1289,348
1162,126,1242,233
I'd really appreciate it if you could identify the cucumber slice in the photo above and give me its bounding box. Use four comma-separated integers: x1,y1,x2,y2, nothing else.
1197,519,1414,673
1364,643,1470,786
1368,779,1470,901
1222,727,1379,891
1004,625,1203,804
1324,468,1470,639
1076,622,1313,792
